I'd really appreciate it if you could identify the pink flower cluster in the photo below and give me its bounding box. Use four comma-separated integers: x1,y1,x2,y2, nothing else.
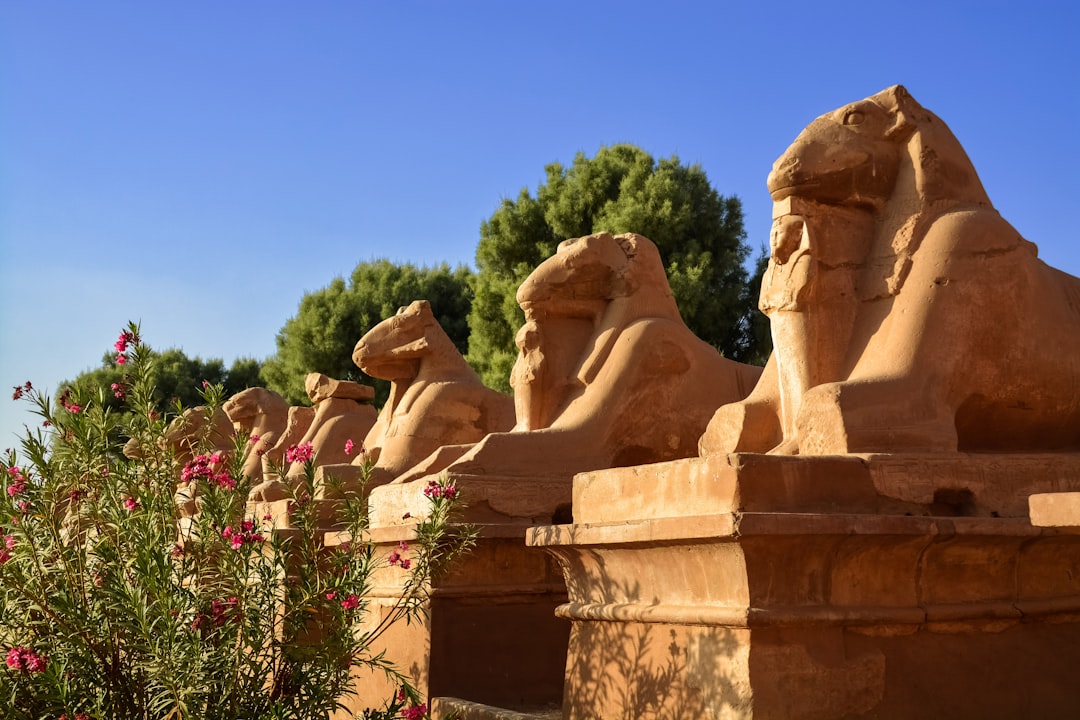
10,381,31,401
58,713,90,720
192,596,237,631
422,479,459,501
58,389,81,414
402,703,428,720
110,382,125,400
221,520,264,550
285,442,314,464
387,540,411,570
114,329,139,365
339,593,360,611
0,534,16,564
180,452,236,491
344,438,354,456
5,646,46,672
122,496,139,512
6,466,26,497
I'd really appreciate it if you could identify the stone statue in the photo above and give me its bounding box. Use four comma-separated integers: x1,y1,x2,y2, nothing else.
284,373,376,475
422,232,762,479
700,85,1080,456
222,387,290,481
248,405,315,502
247,375,375,502
159,406,235,517
339,300,515,490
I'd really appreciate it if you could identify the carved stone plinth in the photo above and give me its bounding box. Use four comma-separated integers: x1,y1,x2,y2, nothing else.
369,471,574,528
330,522,569,718
522,453,1080,720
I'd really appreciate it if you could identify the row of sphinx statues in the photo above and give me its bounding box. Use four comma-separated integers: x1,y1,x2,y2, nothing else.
158,84,1080,509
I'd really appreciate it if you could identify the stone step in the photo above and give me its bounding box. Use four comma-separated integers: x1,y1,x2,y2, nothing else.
431,697,561,720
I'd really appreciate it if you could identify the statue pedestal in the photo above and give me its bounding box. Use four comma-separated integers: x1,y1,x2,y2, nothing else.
333,472,573,716
519,453,1080,720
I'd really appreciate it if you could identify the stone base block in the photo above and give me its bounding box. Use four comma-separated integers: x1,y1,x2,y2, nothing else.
525,453,1080,719
334,523,570,716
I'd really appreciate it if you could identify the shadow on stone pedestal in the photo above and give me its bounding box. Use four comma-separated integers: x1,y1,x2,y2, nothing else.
330,519,569,718
510,453,1080,720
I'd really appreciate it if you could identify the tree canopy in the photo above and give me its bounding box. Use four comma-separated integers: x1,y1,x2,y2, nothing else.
63,348,263,418
260,260,474,406
467,143,769,390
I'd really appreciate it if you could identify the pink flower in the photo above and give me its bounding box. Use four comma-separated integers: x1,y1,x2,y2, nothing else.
11,381,30,401
399,558,411,570
4,536,15,550
249,434,260,444
344,438,354,456
398,540,409,551
221,523,264,550
326,591,336,600
402,703,428,720
340,593,360,610
423,479,459,500
116,354,126,365
123,496,139,511
0,550,10,564
387,550,400,566
110,382,125,399
16,500,29,514
285,442,314,464
201,380,210,389
5,647,46,673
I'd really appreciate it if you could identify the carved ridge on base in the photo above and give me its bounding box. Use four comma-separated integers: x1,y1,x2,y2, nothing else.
554,597,1080,627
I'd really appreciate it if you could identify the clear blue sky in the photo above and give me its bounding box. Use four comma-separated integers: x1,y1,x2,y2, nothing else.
2,1,1078,449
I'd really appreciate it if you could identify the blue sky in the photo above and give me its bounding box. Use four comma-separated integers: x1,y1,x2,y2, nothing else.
2,1,1078,449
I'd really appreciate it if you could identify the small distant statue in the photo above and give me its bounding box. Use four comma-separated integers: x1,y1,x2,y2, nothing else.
319,300,515,494
223,387,290,481
700,85,1080,456
425,232,762,479
248,375,375,502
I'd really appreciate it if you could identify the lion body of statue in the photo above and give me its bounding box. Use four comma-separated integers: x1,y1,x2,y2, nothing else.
350,300,515,487
700,85,1080,456
426,232,762,479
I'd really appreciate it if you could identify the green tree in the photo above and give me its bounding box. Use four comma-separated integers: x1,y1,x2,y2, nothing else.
468,143,767,390
261,260,474,407
64,349,263,418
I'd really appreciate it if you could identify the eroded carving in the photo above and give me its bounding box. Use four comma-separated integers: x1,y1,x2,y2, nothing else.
701,85,1080,455
355,301,514,485
223,387,289,481
427,232,762,478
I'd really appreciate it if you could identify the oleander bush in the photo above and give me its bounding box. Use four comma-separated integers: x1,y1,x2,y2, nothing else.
0,324,473,720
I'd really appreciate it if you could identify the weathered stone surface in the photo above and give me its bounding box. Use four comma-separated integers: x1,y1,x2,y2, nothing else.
701,85,1080,456
305,372,375,403
1030,492,1080,527
528,454,1080,719
329,524,568,717
160,406,234,517
336,300,514,492
223,387,289,481
372,233,761,527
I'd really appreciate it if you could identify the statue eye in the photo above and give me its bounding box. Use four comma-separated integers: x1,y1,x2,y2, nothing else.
843,110,865,126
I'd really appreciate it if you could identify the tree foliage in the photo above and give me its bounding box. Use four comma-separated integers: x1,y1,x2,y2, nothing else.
64,349,263,419
468,143,769,390
261,261,474,407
